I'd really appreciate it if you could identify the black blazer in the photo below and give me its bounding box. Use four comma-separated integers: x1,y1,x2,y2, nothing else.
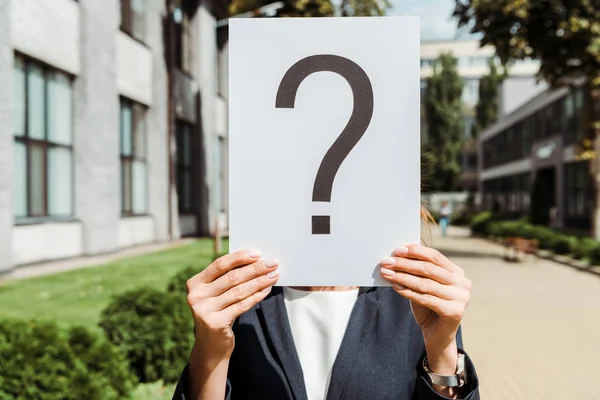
173,287,479,400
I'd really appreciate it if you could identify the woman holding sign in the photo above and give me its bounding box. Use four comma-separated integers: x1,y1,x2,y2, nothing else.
172,209,479,400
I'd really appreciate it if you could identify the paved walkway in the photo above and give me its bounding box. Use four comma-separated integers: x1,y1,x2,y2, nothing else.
432,227,600,400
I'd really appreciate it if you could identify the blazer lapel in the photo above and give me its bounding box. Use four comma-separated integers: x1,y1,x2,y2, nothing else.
259,287,308,400
326,287,380,400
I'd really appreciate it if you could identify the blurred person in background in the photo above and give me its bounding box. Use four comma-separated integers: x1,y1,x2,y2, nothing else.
173,208,479,400
439,202,452,237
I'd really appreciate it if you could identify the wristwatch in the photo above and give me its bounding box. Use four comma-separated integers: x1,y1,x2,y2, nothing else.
422,352,467,388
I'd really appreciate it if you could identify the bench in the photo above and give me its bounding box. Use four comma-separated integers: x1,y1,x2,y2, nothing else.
503,237,539,262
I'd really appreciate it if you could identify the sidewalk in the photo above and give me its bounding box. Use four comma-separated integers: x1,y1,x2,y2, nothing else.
435,226,600,400
3,238,196,281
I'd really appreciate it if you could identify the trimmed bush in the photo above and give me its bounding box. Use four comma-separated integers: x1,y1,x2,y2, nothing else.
166,266,199,295
99,287,194,384
450,209,473,227
0,320,135,400
526,226,556,250
572,238,596,260
488,220,527,238
470,211,494,236
589,242,600,265
552,235,575,255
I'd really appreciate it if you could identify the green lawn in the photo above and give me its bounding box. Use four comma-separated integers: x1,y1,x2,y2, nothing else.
0,239,220,330
0,238,228,399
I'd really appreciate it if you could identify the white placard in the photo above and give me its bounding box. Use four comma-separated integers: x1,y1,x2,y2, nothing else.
229,17,421,286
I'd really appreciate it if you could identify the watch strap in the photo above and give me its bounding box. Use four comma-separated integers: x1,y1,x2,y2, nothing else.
422,352,467,388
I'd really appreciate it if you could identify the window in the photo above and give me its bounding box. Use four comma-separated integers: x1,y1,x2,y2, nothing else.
213,136,227,214
13,56,73,219
514,122,524,159
563,92,575,144
551,98,564,135
420,79,427,97
564,161,592,230
463,115,474,138
574,86,588,143
523,117,533,156
534,111,545,141
219,136,227,213
174,5,193,73
120,98,147,215
461,79,479,106
459,56,489,67
466,154,477,169
519,173,530,212
120,0,145,42
420,59,435,68
176,121,194,213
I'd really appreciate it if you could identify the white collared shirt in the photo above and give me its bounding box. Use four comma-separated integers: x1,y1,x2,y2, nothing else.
283,287,359,400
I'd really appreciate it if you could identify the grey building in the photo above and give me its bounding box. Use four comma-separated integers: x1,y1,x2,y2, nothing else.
0,0,229,274
419,39,540,192
478,80,594,236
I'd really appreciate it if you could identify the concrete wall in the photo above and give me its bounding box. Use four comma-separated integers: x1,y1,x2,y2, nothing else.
0,0,13,274
11,0,80,75
179,215,197,237
13,222,83,265
174,69,198,123
117,32,154,106
146,0,172,242
500,77,548,117
195,4,219,235
118,216,155,247
74,0,120,256
420,40,539,79
480,158,533,181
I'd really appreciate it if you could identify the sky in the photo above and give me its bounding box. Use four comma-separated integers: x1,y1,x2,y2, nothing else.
388,0,461,41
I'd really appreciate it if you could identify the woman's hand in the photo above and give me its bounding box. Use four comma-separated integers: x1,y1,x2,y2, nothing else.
186,250,280,362
380,244,472,376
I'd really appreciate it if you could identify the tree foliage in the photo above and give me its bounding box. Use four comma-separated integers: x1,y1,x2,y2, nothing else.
473,59,505,137
453,0,600,88
229,0,389,18
453,0,600,157
422,53,465,192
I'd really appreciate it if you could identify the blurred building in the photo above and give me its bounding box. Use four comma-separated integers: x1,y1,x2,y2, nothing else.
478,80,593,235
0,0,229,274
420,39,540,192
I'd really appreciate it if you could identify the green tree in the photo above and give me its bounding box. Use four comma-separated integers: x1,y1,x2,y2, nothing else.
473,60,505,137
422,53,465,192
339,0,390,16
453,1,600,88
229,0,389,18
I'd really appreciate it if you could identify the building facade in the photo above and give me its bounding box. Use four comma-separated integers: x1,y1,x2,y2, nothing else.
420,39,541,192
0,0,229,275
478,80,594,235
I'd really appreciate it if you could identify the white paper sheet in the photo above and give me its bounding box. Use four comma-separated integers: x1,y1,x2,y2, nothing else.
229,17,421,286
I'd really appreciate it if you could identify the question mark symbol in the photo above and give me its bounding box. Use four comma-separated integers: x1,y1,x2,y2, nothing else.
276,55,374,235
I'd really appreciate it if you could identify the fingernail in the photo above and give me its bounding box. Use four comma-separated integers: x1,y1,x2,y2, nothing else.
262,286,272,293
380,267,395,277
381,257,396,266
248,250,261,258
267,269,280,279
394,247,408,256
263,258,279,269
393,283,405,290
